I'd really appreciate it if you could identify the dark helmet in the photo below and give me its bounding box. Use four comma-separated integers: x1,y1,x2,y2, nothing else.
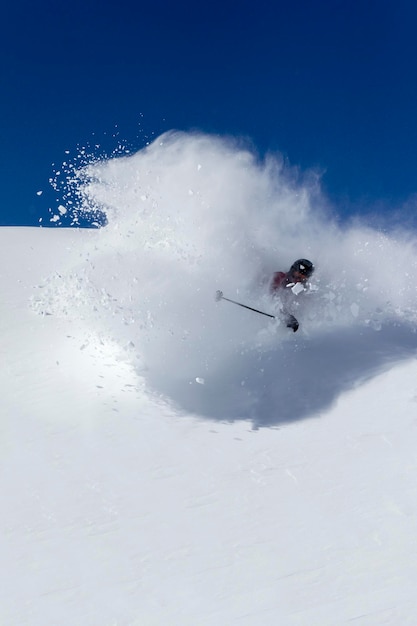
289,258,314,278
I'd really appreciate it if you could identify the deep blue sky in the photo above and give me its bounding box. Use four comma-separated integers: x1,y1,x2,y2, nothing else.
1,0,416,226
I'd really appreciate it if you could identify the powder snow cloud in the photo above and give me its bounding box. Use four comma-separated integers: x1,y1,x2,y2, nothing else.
38,131,417,425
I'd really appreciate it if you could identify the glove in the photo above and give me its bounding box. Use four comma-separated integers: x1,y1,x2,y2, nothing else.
285,314,299,332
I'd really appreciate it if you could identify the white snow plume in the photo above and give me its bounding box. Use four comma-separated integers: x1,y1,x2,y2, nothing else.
38,131,417,425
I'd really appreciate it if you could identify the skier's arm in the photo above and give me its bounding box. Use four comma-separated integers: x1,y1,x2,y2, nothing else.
275,305,299,332
270,271,300,331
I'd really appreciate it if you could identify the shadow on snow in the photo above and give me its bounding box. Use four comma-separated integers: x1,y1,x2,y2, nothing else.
146,323,417,428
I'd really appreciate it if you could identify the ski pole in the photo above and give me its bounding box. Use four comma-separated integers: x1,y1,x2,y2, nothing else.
215,290,276,319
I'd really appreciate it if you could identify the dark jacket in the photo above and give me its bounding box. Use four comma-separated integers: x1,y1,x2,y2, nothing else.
270,271,291,293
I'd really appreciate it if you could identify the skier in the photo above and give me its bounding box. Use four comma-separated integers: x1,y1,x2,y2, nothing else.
270,258,315,332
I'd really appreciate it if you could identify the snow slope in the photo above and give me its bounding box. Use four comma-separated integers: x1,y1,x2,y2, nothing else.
2,132,417,625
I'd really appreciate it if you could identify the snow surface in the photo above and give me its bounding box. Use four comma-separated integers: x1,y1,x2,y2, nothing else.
2,132,417,625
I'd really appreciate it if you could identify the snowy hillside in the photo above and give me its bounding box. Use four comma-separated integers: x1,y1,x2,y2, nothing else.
2,132,417,625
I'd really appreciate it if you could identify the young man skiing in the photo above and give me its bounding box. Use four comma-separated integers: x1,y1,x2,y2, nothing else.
270,258,315,332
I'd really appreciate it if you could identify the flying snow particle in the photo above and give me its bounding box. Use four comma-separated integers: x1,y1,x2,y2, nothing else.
350,303,360,318
291,282,305,296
